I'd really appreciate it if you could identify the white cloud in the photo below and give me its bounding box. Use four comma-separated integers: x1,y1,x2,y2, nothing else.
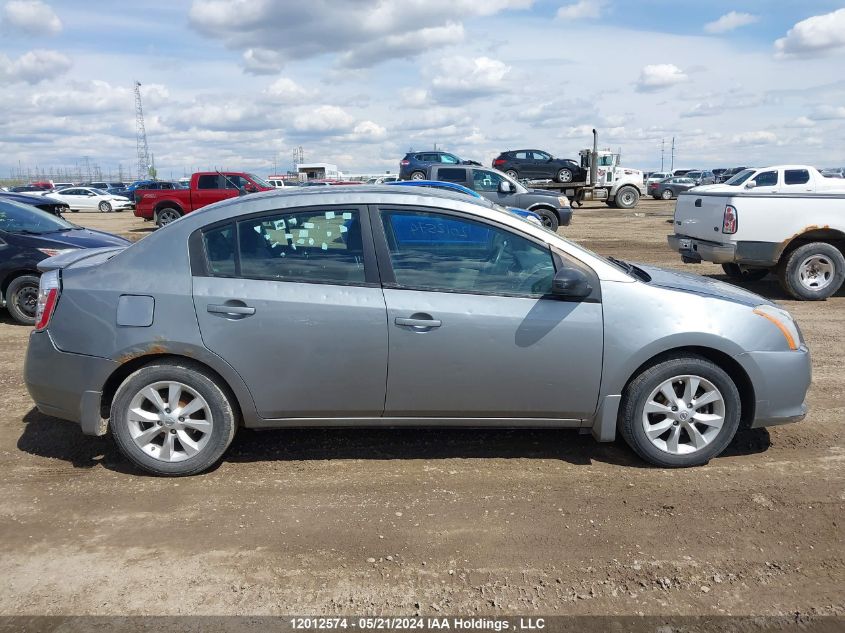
242,48,284,75
430,56,511,101
790,116,816,128
556,0,605,21
399,88,430,108
0,48,70,83
704,11,759,34
808,105,845,120
635,64,688,92
681,102,723,118
263,77,312,104
733,131,778,145
347,120,387,142
2,0,61,35
293,105,355,134
775,8,845,58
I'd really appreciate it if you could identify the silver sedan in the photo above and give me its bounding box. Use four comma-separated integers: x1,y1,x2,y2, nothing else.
24,187,810,475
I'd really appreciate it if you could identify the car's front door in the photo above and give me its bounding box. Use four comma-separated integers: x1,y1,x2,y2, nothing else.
60,188,89,210
530,151,553,178
192,205,388,419
373,206,604,420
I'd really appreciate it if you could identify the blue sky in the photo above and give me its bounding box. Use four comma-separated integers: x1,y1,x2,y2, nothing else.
2,0,845,180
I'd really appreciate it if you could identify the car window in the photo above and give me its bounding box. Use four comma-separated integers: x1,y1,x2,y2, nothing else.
531,151,551,161
224,175,249,189
441,154,460,164
754,171,778,187
202,224,236,276
197,175,220,189
784,169,810,185
420,154,438,162
472,170,505,192
437,168,468,183
380,209,555,297
0,199,74,234
234,209,365,284
724,169,754,186
514,151,529,160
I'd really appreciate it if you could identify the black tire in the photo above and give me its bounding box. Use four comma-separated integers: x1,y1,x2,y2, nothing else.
110,361,237,476
156,207,182,228
505,169,519,179
619,355,741,468
721,263,769,282
98,201,112,213
5,275,39,325
777,242,845,301
555,168,573,183
661,189,674,200
615,186,640,209
410,171,426,181
533,208,559,231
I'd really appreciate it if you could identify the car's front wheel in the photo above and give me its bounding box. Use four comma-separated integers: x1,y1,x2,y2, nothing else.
5,275,39,325
110,361,237,476
532,208,559,231
620,355,741,467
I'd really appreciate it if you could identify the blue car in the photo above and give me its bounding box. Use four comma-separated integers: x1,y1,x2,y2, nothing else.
386,180,544,227
399,151,480,181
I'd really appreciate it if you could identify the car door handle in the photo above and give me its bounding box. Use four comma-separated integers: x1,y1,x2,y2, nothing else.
207,303,255,316
395,316,442,328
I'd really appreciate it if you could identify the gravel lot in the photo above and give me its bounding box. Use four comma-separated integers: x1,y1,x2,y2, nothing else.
1,199,842,616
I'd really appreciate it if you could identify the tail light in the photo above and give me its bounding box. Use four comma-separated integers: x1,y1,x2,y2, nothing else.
34,270,60,331
400,160,410,166
722,204,738,234
493,158,506,167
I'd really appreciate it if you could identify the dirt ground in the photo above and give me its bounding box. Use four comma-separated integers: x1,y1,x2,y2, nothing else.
0,199,842,617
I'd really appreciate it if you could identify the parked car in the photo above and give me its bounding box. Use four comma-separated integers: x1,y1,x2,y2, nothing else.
133,172,274,227
645,172,673,186
104,186,130,198
684,170,716,186
649,177,696,200
367,176,400,184
0,198,129,324
669,189,845,300
10,185,45,193
491,149,587,184
399,151,479,181
695,165,845,194
673,169,694,177
125,180,185,200
25,186,810,475
427,165,572,230
385,179,544,227
719,167,749,182
48,187,134,213
51,182,74,190
0,191,69,217
820,168,844,179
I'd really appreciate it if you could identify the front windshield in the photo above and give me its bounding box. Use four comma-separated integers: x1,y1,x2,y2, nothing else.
0,199,74,233
91,188,108,195
247,174,273,188
724,169,755,186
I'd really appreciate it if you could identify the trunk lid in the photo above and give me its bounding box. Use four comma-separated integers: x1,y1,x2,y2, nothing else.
37,246,127,273
673,192,732,242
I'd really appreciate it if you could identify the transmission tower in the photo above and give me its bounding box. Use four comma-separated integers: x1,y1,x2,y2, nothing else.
134,81,151,180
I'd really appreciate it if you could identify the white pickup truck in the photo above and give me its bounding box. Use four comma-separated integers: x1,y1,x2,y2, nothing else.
667,190,845,300
695,164,844,194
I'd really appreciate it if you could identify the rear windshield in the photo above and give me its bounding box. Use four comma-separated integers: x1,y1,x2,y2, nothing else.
0,199,75,234
724,169,755,186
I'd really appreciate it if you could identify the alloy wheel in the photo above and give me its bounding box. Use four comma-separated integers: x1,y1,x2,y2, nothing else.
126,381,213,463
641,375,725,455
798,255,834,291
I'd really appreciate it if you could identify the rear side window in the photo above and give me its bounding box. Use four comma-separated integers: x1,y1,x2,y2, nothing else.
437,168,468,183
513,151,529,160
197,175,220,189
754,171,778,186
203,224,236,276
785,169,810,185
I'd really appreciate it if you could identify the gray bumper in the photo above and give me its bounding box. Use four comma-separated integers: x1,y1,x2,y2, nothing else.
24,331,119,436
738,347,812,428
668,234,781,267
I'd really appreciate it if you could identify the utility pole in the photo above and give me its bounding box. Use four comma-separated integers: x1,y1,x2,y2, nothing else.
134,81,151,180
660,138,665,171
670,137,676,173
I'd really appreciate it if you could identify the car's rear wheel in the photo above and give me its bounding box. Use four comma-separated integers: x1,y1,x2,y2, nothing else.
111,361,237,476
98,201,112,213
620,355,741,467
721,263,769,281
410,171,426,181
661,189,674,200
531,208,559,231
505,169,519,179
5,275,39,325
778,242,845,301
555,168,573,183
156,207,182,227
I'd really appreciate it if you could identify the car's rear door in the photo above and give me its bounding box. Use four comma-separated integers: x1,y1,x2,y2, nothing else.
372,205,603,420
191,205,388,419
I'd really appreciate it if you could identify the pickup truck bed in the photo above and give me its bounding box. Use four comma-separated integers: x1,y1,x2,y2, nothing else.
668,190,845,300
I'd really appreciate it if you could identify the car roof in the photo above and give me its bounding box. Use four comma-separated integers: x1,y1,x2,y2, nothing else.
385,180,482,198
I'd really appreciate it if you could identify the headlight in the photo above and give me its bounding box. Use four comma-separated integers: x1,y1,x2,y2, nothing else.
753,304,801,351
37,248,78,258
557,195,570,206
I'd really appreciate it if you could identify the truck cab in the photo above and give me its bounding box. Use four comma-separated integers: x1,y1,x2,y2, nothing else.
576,148,645,208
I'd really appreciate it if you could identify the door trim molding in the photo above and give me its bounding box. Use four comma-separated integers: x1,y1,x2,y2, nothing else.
246,416,583,429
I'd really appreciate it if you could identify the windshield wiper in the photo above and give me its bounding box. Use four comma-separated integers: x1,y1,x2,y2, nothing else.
12,229,49,235
607,256,634,274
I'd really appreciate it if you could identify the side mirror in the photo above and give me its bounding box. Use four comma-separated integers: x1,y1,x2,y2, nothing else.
498,180,513,194
552,267,592,299
245,184,257,193
745,180,756,189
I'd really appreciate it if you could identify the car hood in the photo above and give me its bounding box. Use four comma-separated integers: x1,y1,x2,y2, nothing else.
635,263,772,307
33,228,131,249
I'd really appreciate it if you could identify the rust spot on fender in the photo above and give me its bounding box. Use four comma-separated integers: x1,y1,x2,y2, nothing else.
115,339,169,364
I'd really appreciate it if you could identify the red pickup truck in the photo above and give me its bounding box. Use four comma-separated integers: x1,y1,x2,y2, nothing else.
134,172,274,227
